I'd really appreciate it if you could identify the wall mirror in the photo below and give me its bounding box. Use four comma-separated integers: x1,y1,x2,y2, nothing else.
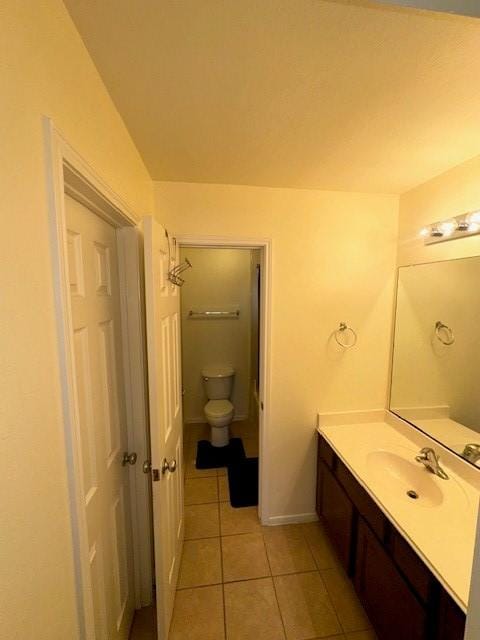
390,256,480,467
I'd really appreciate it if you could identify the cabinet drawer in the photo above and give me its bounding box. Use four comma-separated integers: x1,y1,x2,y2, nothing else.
336,459,389,543
319,435,336,470
391,529,433,604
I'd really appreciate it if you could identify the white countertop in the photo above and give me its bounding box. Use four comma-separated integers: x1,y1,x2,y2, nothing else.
318,417,480,612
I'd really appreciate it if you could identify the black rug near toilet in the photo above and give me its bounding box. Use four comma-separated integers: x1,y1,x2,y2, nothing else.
196,438,245,469
227,457,259,508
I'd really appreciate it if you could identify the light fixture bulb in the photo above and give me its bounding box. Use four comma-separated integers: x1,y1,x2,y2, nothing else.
437,219,456,237
430,225,444,238
456,218,470,232
419,227,429,238
467,211,480,226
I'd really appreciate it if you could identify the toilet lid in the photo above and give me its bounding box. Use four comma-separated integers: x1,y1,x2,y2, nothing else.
205,399,233,418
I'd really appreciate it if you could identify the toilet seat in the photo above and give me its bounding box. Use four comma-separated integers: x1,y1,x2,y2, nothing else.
205,399,233,420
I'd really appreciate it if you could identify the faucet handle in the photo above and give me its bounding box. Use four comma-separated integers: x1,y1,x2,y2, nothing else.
416,447,436,462
462,443,480,462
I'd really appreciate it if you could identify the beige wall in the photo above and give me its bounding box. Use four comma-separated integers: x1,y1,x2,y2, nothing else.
398,153,480,267
179,247,251,423
1,2,153,638
155,181,399,519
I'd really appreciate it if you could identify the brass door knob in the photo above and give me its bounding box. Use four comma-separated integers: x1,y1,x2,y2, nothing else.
161,458,177,474
122,452,137,466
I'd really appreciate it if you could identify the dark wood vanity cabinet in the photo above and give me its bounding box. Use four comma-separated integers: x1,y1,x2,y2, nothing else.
316,434,466,640
355,518,428,640
319,461,354,572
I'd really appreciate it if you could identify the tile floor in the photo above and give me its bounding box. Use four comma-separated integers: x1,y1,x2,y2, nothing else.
130,422,375,640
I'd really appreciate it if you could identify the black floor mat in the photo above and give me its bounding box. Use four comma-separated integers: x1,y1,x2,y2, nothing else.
196,438,246,469
227,457,259,508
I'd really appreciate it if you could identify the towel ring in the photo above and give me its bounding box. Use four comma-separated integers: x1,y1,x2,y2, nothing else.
435,321,455,346
335,322,357,349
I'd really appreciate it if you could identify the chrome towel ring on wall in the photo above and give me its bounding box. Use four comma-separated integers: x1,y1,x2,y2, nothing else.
435,321,455,346
334,322,357,348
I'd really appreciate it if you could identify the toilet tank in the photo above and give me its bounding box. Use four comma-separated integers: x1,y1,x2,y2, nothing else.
202,365,235,400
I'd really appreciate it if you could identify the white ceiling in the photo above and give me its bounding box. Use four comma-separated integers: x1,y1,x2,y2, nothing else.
64,0,480,194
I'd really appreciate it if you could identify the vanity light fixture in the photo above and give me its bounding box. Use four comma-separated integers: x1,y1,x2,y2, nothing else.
420,210,480,245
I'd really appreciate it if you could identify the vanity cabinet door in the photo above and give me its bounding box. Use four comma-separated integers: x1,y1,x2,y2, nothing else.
319,461,354,572
436,589,466,640
355,518,427,640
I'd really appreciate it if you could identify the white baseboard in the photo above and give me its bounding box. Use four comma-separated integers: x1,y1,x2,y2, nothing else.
263,512,319,526
184,414,248,425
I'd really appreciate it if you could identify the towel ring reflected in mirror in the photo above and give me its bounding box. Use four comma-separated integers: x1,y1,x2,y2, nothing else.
334,322,357,349
435,321,455,346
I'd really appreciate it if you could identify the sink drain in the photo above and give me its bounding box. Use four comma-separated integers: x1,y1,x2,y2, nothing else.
407,490,419,500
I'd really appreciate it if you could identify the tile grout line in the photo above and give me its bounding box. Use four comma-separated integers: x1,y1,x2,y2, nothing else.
217,480,228,640
317,567,356,636
300,524,356,636
262,529,288,640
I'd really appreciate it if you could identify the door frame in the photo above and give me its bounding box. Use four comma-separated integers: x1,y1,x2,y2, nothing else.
177,235,272,524
44,118,152,639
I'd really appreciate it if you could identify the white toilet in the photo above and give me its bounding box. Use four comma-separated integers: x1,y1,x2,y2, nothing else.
202,365,235,447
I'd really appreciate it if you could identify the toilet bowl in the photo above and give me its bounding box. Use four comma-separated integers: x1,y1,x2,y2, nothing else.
202,365,235,447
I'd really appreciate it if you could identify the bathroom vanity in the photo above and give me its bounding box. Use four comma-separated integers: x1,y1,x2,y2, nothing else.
315,416,479,640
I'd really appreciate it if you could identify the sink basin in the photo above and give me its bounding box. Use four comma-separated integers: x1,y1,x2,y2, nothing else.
367,450,445,507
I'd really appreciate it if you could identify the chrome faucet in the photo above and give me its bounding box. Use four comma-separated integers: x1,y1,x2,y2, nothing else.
415,447,449,480
462,443,480,464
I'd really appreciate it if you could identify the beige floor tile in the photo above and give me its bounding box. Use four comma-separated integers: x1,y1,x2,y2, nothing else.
169,585,225,640
224,578,285,640
321,568,371,634
219,503,262,535
129,605,157,639
221,533,270,582
178,538,222,588
218,476,230,502
185,477,219,505
345,631,377,640
274,572,342,640
301,522,343,571
264,525,316,575
185,503,220,539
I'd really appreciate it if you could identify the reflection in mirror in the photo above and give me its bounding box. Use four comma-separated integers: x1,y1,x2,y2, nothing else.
390,256,480,467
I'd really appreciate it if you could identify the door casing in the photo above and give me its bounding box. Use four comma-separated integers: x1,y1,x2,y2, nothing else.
177,235,272,524
44,118,153,639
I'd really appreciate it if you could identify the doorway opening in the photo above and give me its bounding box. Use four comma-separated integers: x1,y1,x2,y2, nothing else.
176,235,271,525
180,246,263,510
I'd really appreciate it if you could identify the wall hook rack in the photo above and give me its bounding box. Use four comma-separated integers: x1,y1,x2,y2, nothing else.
168,257,192,286
165,229,192,286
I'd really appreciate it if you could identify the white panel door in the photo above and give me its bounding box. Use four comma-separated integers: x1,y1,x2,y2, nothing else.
65,195,135,640
143,217,184,639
